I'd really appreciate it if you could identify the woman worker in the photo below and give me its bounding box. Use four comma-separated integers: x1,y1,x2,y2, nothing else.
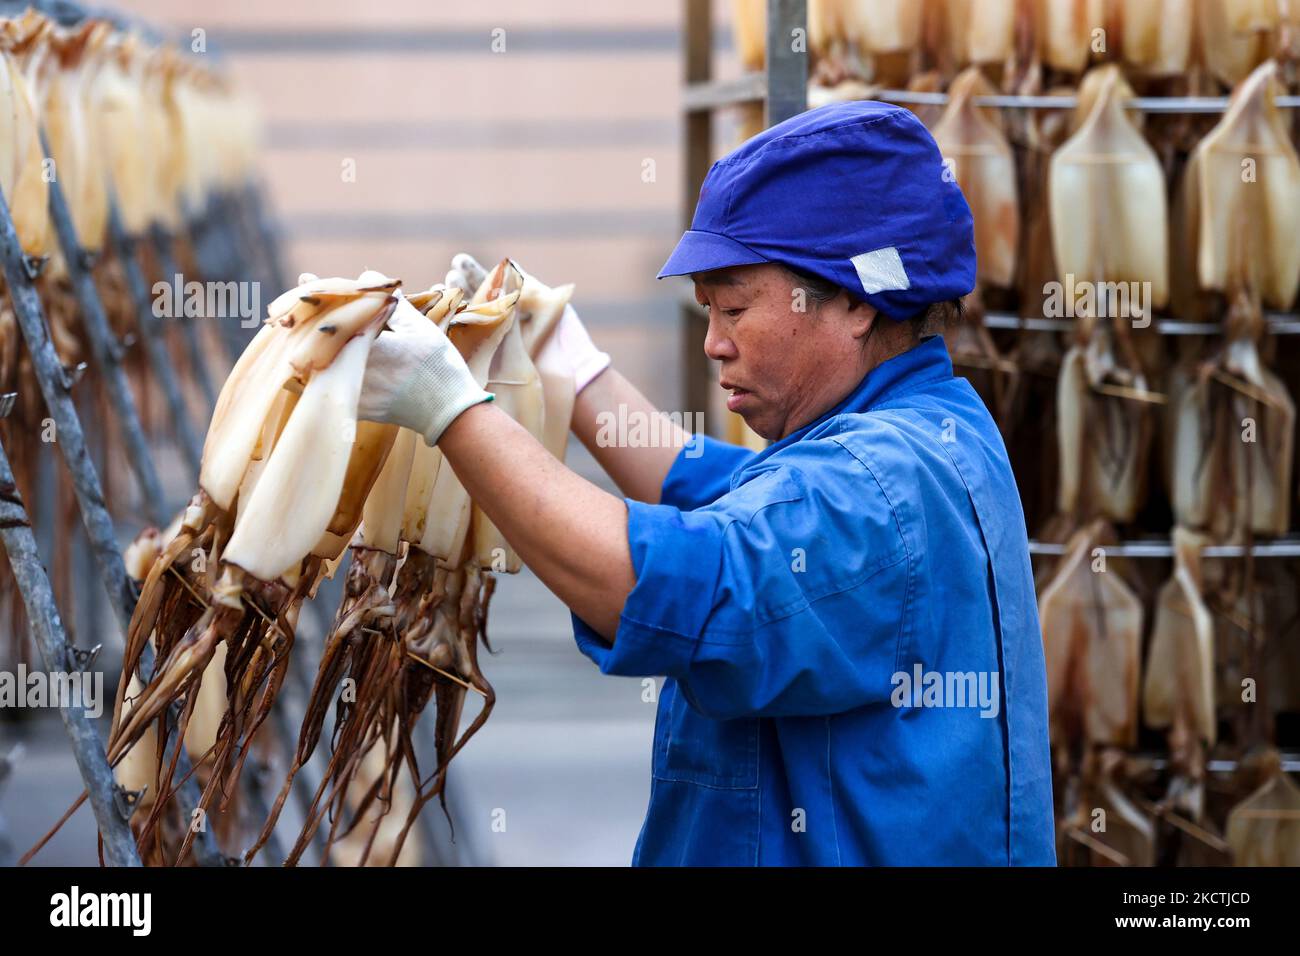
357,101,1056,866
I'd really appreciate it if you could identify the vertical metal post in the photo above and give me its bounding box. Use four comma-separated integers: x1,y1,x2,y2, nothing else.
0,440,141,867
766,0,808,126
106,199,204,475
41,130,169,527
682,0,714,430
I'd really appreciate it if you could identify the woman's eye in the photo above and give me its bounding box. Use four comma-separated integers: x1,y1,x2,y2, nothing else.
723,308,745,318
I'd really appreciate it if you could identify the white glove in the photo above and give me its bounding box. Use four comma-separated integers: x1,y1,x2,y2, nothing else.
449,253,611,394
357,294,493,445
541,303,611,394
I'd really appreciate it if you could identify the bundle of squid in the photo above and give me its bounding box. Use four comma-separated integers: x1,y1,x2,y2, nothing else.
144,48,242,393
112,525,238,864
931,67,1020,426
1120,0,1196,77
923,0,1020,82
1141,528,1217,822
95,36,207,422
271,260,576,866
261,283,490,866
1169,299,1296,538
844,0,927,86
1050,66,1167,527
91,34,259,435
1061,748,1156,866
104,273,400,864
1197,0,1296,89
1038,521,1144,762
1170,61,1299,538
269,260,574,868
1034,0,1124,77
1225,747,1300,865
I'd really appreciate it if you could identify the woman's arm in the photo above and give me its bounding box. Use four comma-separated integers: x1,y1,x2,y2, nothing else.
438,401,634,641
570,367,691,505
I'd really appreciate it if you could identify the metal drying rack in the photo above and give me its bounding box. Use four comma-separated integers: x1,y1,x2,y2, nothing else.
0,0,307,866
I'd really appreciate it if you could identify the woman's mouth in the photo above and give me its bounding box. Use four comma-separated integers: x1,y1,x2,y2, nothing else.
722,382,752,413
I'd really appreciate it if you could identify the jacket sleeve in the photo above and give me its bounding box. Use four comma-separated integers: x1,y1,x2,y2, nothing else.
573,443,911,720
658,435,756,510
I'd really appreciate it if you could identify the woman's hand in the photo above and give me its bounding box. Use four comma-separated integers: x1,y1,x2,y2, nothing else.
448,253,612,393
356,293,493,444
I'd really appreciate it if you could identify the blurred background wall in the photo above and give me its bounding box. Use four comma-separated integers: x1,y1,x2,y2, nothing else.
123,0,746,413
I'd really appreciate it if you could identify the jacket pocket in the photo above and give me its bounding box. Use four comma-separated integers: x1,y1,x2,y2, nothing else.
654,680,759,790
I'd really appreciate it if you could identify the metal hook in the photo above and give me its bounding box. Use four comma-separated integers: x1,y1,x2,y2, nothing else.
21,254,48,280
65,643,103,673
113,782,147,819
59,361,88,391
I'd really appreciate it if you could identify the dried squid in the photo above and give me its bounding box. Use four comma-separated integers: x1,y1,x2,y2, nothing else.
105,273,400,864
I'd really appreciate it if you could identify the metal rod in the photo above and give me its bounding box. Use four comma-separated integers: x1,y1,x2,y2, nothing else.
0,439,141,867
1135,753,1300,774
107,198,204,476
40,129,169,527
685,80,1300,115
983,311,1300,335
149,224,219,410
871,88,1300,112
684,72,767,111
1029,537,1300,558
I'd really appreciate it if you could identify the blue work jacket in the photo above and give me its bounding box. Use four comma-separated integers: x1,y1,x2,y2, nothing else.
573,336,1056,866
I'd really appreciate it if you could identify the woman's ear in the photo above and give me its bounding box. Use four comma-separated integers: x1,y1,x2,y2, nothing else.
847,299,878,341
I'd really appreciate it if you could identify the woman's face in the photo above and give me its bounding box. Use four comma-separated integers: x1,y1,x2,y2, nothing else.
693,264,879,440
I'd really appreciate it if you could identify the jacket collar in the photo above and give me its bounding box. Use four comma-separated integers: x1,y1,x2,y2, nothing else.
735,335,953,478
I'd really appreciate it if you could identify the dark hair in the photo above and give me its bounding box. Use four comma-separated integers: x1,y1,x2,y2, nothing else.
781,264,961,340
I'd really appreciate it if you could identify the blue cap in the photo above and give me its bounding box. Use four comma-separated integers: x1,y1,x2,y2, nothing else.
658,101,977,320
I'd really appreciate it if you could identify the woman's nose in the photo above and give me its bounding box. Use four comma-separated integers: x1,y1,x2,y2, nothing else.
703,316,737,362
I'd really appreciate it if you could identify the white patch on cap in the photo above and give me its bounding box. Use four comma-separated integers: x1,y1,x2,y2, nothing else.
850,247,910,295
